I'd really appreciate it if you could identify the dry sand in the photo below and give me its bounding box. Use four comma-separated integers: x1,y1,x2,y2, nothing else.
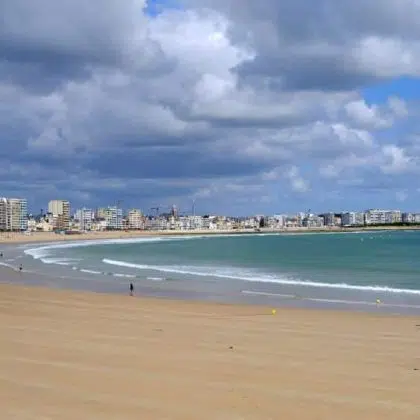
1,225,420,245
0,229,247,244
0,283,419,419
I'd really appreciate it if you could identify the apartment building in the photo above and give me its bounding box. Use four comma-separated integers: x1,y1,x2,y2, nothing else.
322,212,335,226
365,209,401,225
128,209,144,229
341,212,365,226
0,197,28,231
95,207,107,220
302,214,324,228
105,206,123,230
144,217,169,230
402,212,420,223
0,198,8,230
74,208,94,231
272,215,286,228
48,200,70,230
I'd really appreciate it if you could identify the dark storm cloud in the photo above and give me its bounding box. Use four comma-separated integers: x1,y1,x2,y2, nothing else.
84,148,266,179
185,0,420,91
235,54,379,92
0,0,418,212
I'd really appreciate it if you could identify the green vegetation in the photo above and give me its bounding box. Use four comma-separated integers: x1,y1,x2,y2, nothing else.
343,223,420,228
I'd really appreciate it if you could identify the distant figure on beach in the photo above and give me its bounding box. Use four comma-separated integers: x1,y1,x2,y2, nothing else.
19,264,22,272
129,282,134,296
0,252,3,257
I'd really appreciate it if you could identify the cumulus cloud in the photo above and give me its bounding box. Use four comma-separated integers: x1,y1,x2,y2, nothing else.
0,0,419,214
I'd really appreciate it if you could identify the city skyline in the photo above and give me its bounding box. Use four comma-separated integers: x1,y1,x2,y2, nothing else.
4,193,420,232
1,2,420,214
5,196,420,219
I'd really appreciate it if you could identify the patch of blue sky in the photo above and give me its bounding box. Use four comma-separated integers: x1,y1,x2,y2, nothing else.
362,76,420,105
145,0,181,16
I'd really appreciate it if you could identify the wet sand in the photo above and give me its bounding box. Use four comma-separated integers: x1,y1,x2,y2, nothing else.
0,283,419,419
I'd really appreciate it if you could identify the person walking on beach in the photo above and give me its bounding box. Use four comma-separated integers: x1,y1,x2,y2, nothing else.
18,264,23,273
129,282,134,296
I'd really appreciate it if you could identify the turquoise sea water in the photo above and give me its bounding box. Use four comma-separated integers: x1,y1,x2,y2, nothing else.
21,230,420,312
25,230,420,290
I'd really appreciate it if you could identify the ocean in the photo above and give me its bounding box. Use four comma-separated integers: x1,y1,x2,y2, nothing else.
15,230,420,313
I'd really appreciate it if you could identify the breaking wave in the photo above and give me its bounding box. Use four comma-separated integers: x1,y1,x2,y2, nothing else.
102,258,420,295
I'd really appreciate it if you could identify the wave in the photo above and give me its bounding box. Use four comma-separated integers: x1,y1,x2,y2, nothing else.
23,236,205,265
113,273,137,279
23,237,174,260
0,261,16,269
102,258,420,295
23,230,376,266
79,269,102,275
241,290,420,309
23,230,352,262
22,233,281,268
40,257,81,266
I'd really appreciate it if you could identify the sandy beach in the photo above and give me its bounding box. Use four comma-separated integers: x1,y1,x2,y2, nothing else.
1,225,420,245
0,282,419,419
0,229,250,244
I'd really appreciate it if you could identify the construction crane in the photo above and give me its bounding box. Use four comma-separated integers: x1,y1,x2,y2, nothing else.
150,207,160,217
149,203,198,218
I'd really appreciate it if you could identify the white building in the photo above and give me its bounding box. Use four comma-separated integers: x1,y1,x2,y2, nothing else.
341,212,365,226
202,217,217,230
402,213,420,223
272,215,286,228
322,212,336,226
74,208,94,231
0,197,28,231
188,215,203,230
128,209,144,229
365,209,401,225
105,206,123,230
48,200,70,230
302,214,324,228
241,218,258,229
145,217,169,230
0,198,8,231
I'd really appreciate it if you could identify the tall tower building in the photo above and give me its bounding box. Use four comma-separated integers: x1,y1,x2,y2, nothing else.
0,198,9,231
48,200,70,230
105,206,123,230
0,198,28,231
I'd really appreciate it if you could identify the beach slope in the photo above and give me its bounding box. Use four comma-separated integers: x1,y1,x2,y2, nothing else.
0,284,419,419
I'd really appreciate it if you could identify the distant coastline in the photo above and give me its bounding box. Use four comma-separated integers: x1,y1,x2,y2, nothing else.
1,224,420,244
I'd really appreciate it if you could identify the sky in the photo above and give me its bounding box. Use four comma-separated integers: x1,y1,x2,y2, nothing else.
1,0,420,216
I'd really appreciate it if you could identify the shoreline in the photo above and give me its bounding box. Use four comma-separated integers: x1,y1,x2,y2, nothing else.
1,283,419,419
2,248,420,316
2,229,420,316
1,224,420,245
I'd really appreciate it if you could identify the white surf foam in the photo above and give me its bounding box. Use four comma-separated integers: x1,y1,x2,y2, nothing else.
0,262,15,269
22,231,307,263
147,277,165,281
40,258,80,266
113,273,136,279
79,269,102,275
241,290,420,309
102,258,420,295
23,237,169,260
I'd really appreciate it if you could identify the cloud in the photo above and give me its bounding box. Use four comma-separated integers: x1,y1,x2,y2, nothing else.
0,1,419,214
286,167,310,193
